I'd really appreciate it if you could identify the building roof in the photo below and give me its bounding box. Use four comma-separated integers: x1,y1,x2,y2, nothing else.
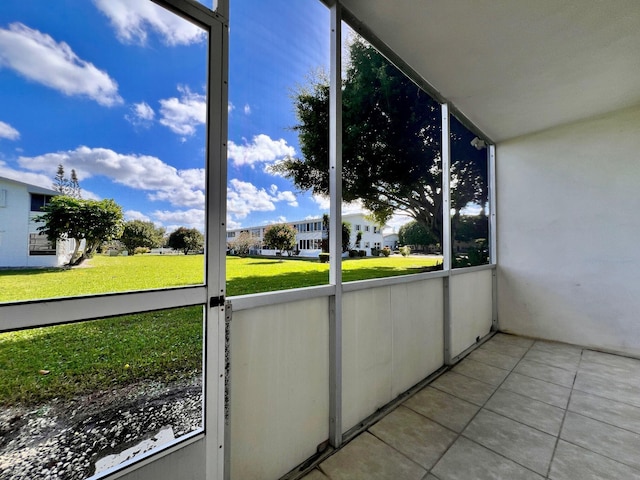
0,175,59,196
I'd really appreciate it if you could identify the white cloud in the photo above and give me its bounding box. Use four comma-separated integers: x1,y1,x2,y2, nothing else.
0,121,19,140
227,178,298,220
125,102,155,127
125,210,151,222
226,215,241,230
312,194,330,210
342,200,365,215
383,213,413,233
18,146,205,208
0,161,52,189
269,184,298,207
228,134,295,167
159,86,206,137
0,23,122,106
266,216,287,225
153,208,204,232
243,104,251,115
93,0,205,46
228,102,235,113
312,195,376,217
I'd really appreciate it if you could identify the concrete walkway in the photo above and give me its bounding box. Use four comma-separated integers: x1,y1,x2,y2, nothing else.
301,333,640,479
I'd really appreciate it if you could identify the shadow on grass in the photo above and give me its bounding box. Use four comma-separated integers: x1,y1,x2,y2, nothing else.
226,263,442,296
0,267,66,277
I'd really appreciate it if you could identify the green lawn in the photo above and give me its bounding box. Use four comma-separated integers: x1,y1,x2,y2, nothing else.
0,254,441,406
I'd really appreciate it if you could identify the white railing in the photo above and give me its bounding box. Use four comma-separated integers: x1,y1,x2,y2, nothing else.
226,265,494,480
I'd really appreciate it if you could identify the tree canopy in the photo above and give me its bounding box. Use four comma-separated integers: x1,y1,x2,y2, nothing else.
38,196,124,266
273,36,487,243
229,231,260,256
263,223,297,256
167,227,204,255
120,220,166,254
398,220,436,247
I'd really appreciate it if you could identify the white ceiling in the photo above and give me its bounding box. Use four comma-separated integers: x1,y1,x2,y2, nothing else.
340,0,640,142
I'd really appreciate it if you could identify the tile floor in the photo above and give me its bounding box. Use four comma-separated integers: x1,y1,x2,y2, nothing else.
301,333,640,479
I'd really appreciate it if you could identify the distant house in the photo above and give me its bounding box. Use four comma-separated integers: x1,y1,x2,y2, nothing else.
227,212,385,257
0,176,75,267
382,233,399,250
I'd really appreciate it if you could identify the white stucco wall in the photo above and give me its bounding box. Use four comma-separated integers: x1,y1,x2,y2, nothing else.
497,105,640,356
0,179,60,268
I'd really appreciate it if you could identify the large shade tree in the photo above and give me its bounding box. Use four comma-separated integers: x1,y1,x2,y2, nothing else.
38,196,124,266
167,227,204,255
263,223,297,257
272,36,487,243
120,220,166,254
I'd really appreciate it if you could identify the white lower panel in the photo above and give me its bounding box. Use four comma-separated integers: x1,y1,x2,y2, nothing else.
450,269,493,358
229,298,330,480
342,278,444,432
117,439,205,480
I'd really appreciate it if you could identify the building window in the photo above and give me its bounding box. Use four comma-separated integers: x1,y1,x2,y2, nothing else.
29,233,55,255
30,194,54,212
365,225,370,232
373,226,378,233
355,224,361,231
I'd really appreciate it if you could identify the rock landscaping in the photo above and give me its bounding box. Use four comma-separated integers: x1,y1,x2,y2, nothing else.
0,376,202,480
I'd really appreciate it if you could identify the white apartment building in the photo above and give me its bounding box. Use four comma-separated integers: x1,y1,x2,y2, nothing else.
0,176,75,267
227,212,385,257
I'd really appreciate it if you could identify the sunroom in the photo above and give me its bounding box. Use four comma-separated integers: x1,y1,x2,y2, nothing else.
1,0,639,479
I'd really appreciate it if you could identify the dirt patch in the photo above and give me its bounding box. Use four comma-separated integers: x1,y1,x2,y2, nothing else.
0,376,202,480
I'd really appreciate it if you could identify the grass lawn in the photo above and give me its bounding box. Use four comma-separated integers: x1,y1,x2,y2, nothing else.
0,254,441,406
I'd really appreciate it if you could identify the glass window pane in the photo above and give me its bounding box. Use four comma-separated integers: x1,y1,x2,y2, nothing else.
340,30,443,280
0,306,204,478
450,115,490,268
226,0,330,295
0,1,207,303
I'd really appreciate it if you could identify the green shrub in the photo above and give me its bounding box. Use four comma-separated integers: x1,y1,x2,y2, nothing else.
358,250,366,257
319,253,330,263
134,247,150,255
399,245,411,257
381,247,391,257
371,247,380,257
349,249,358,258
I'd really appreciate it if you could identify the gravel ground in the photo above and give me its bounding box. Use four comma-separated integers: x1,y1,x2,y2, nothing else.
0,377,202,480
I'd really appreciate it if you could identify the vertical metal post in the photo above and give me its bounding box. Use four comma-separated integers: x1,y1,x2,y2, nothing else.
205,3,229,478
488,144,498,330
488,144,497,265
441,104,452,365
328,1,343,448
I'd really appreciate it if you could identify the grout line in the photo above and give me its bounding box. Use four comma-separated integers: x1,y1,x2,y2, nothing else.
424,338,537,476
544,347,583,478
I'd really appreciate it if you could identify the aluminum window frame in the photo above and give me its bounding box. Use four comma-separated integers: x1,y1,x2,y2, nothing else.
0,1,229,479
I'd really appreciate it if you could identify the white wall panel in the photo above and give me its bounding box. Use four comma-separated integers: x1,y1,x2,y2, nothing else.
117,440,205,480
450,269,493,357
342,286,394,432
229,298,329,480
342,279,445,432
390,280,444,397
497,105,640,356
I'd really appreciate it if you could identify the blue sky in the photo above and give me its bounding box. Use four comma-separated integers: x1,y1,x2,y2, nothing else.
0,0,386,235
